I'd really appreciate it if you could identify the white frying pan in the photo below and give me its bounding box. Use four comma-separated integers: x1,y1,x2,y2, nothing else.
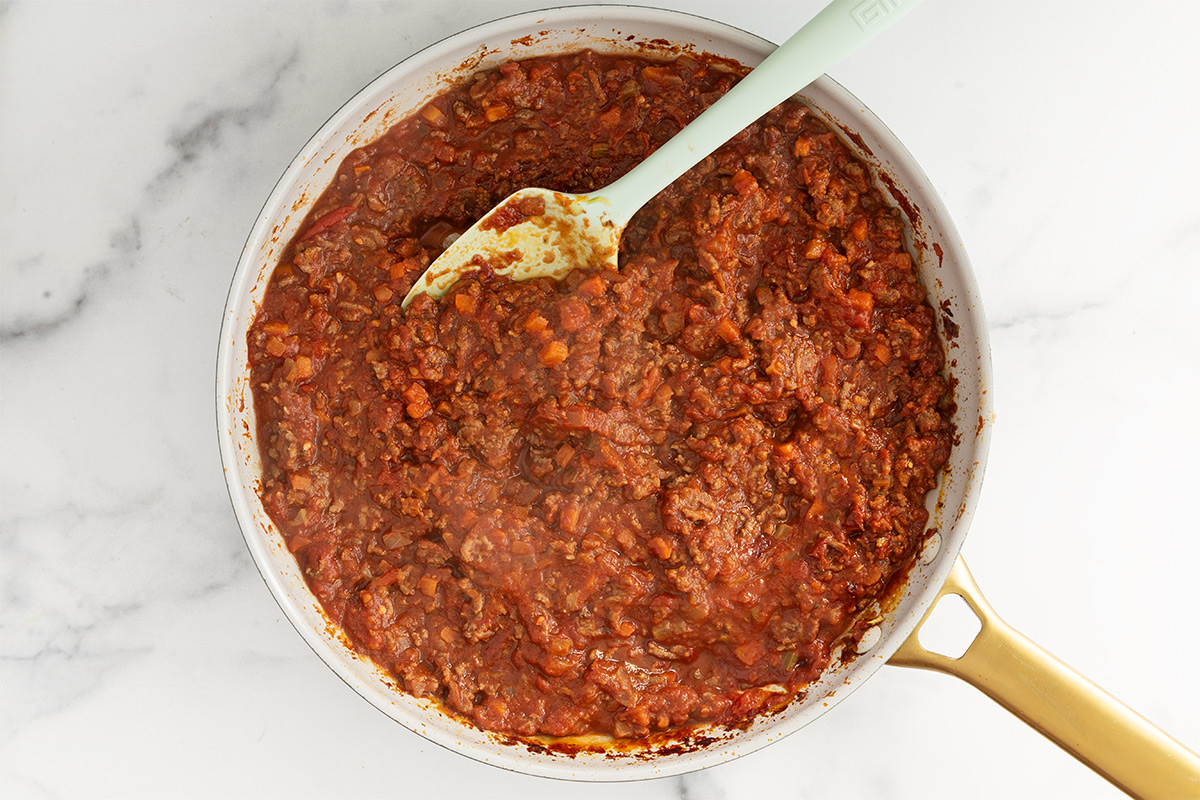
215,7,1200,796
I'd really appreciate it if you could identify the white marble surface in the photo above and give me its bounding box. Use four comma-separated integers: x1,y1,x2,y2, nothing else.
3,0,1199,797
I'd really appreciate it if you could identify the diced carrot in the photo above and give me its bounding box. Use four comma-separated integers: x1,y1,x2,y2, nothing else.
404,383,431,419
453,292,477,315
559,503,580,533
558,298,590,332
287,355,313,382
524,312,549,333
389,256,424,281
731,169,758,197
539,340,568,366
647,537,673,560
850,217,869,242
420,104,446,125
716,316,741,343
847,289,874,329
578,276,605,297
553,444,575,467
598,105,621,129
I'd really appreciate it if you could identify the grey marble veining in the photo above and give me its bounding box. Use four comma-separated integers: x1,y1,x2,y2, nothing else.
3,1,1199,797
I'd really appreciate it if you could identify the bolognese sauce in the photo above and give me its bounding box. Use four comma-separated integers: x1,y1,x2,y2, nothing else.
248,50,952,739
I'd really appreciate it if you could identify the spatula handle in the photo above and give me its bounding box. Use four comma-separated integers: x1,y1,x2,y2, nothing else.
600,0,926,216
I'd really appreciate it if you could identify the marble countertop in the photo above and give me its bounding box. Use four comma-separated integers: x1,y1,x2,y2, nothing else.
3,1,1199,797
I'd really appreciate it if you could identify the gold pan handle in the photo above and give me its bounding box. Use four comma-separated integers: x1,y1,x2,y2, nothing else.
890,557,1200,800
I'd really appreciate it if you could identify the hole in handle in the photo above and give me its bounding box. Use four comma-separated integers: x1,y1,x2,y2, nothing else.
917,593,982,659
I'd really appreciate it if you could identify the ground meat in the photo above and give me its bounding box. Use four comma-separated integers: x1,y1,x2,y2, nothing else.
248,49,953,739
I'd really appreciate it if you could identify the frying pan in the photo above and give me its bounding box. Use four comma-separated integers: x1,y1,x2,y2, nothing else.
215,6,1200,796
